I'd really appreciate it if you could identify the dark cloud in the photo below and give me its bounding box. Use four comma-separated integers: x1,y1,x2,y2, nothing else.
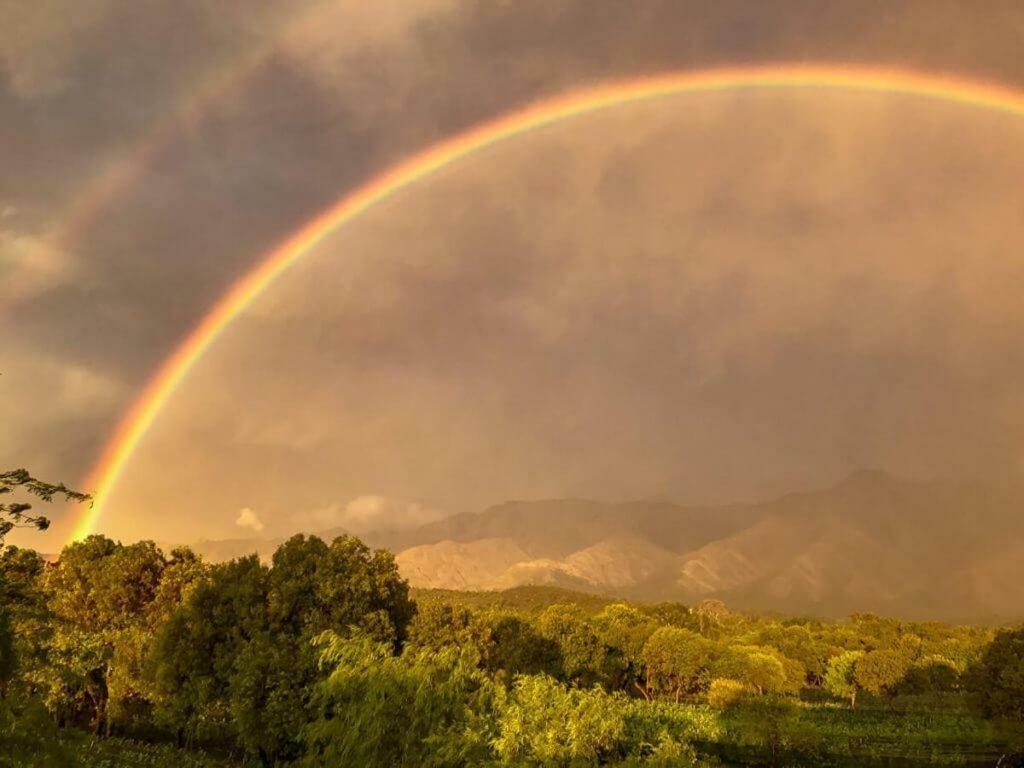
2,1,1024,547
88,93,1024,544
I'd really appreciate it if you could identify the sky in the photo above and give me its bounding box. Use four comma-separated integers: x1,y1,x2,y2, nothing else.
3,1,1024,547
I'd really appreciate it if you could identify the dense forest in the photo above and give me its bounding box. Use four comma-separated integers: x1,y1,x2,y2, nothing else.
1,470,1024,767
2,530,1024,767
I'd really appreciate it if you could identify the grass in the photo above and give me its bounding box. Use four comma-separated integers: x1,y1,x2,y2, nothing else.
705,700,1024,766
71,738,243,768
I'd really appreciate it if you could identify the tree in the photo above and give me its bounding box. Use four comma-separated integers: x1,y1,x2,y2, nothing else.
150,554,270,747
641,627,711,702
968,627,1024,720
150,534,416,763
303,630,497,768
536,604,607,686
897,656,960,695
744,623,829,686
594,603,659,694
484,614,561,680
713,646,790,696
231,633,314,764
707,678,749,709
0,547,47,689
639,603,697,631
736,695,809,767
1,541,80,764
273,534,415,647
823,651,864,708
492,674,627,765
0,609,13,690
42,536,167,734
853,649,906,698
149,547,208,622
692,600,730,635
0,468,89,543
406,602,494,662
0,469,87,710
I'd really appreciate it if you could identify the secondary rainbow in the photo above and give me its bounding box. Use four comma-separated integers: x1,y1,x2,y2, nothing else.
1,3,326,313
70,64,1024,543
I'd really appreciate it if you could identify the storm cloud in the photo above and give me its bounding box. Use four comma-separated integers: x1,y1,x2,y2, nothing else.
2,1,1024,547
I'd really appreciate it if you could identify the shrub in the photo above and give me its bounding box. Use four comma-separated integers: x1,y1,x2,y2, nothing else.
968,626,1024,720
707,678,749,709
492,674,627,764
854,649,907,697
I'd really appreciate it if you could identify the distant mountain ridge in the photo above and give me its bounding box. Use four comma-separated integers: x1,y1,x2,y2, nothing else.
183,471,1024,622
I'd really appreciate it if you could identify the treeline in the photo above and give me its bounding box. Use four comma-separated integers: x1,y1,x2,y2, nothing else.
2,534,1024,767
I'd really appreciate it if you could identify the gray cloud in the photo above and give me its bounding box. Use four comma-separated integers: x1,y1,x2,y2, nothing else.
90,93,1024,544
2,1,1024,547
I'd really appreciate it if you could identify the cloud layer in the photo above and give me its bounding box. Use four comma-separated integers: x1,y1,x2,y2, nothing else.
3,1,1024,547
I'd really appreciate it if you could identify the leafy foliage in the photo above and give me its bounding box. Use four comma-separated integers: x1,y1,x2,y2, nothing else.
823,650,863,708
5,530,1024,766
303,630,497,768
0,468,90,542
641,627,709,702
969,626,1024,720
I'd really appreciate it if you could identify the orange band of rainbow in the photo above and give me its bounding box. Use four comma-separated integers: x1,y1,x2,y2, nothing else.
70,64,1024,544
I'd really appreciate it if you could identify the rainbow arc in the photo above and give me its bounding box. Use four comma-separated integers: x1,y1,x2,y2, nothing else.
70,64,1024,544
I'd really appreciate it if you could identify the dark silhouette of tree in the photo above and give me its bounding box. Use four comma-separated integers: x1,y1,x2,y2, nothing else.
969,627,1024,720
0,468,89,542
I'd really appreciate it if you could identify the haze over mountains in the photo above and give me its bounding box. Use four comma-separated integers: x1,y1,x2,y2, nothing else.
181,471,1024,622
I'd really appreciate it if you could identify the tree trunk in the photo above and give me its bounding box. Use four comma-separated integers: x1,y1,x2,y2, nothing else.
633,680,652,701
101,664,112,737
850,690,857,709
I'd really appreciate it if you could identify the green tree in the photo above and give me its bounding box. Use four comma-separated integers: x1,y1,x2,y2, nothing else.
823,650,863,708
492,674,627,765
641,627,711,702
743,623,829,685
853,649,906,698
484,614,561,680
230,633,313,764
536,604,607,686
42,536,167,734
269,534,414,647
968,626,1024,720
706,678,749,709
150,554,269,747
692,600,730,636
0,468,88,749
713,646,790,696
149,547,208,622
897,655,960,695
0,547,47,689
594,603,659,695
639,603,697,631
303,630,497,768
735,696,810,767
0,610,13,690
151,534,415,763
406,602,494,661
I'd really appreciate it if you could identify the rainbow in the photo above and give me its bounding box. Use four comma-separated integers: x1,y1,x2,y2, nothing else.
69,64,1024,544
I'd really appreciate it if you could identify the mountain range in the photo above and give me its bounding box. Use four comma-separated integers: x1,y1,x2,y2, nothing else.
182,471,1024,622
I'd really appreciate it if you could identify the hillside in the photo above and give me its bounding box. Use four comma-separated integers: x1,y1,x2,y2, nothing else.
184,471,1024,621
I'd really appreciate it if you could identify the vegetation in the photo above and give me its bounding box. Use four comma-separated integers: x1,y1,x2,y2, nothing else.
3,510,1024,766
0,468,90,541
